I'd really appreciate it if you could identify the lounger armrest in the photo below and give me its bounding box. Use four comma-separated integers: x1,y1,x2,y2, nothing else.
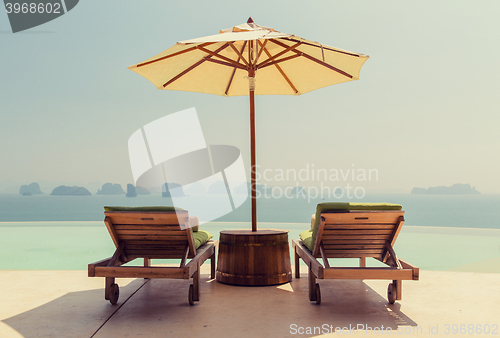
292,239,324,279
88,257,112,277
185,240,217,277
399,258,419,280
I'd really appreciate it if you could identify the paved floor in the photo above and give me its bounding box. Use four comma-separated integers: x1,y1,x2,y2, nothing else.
1,267,499,337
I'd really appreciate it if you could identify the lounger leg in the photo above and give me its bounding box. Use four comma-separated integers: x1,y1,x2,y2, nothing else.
395,280,402,301
144,258,151,279
105,277,115,300
210,252,216,279
295,249,300,278
193,261,200,302
359,257,366,267
308,262,317,302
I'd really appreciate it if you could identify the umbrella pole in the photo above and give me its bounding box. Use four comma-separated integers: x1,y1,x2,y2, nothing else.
249,70,257,232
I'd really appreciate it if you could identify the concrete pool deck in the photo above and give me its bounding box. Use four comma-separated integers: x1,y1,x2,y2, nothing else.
1,266,500,337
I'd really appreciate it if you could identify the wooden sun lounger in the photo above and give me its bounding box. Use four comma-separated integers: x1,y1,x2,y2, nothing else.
292,209,419,304
88,210,217,305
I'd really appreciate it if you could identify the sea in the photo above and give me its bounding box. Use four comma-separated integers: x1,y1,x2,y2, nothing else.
1,193,499,228
1,193,499,271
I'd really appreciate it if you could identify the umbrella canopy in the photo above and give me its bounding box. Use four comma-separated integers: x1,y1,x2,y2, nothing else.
128,18,369,231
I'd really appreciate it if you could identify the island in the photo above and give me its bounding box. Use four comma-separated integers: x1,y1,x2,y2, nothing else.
162,183,185,197
126,184,137,197
411,183,480,195
96,183,125,195
19,182,43,195
51,185,91,196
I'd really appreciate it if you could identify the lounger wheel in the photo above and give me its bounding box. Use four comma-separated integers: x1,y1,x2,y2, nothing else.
315,283,321,305
109,283,119,305
188,284,195,306
387,283,396,304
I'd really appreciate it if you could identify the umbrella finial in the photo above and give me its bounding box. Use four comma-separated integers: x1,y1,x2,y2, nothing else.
247,17,254,23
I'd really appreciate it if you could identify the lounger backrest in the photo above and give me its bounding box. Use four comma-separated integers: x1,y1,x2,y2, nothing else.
104,211,197,259
314,211,405,260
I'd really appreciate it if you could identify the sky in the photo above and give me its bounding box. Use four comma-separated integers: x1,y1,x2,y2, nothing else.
1,0,499,194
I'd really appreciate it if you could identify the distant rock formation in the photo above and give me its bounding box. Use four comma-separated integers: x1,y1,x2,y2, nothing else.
126,184,137,197
162,183,185,197
96,183,125,195
51,185,91,196
19,182,43,195
410,187,427,194
136,186,151,195
411,183,480,195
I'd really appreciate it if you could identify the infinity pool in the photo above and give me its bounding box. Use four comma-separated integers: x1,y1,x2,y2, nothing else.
1,221,499,272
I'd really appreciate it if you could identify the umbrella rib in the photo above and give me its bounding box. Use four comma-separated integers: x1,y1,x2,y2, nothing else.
254,39,267,64
162,43,232,88
162,59,206,88
270,39,353,79
257,54,301,69
256,42,302,69
204,58,246,70
281,37,365,58
228,42,249,67
259,41,298,94
225,41,247,96
134,42,216,68
197,46,247,70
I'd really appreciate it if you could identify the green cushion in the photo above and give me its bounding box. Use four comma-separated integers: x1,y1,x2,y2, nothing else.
104,206,185,212
192,230,213,249
299,229,314,252
308,202,402,252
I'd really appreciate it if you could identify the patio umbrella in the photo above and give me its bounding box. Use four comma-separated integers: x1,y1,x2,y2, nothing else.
128,18,369,232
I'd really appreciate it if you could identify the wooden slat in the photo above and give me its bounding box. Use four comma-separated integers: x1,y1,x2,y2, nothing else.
322,212,404,225
125,249,186,255
105,211,187,225
118,235,189,241
94,266,189,279
323,229,394,235
323,267,414,280
322,244,385,250
322,239,387,245
322,235,390,240
125,244,188,250
323,249,382,255
324,223,396,230
116,229,187,236
123,240,188,245
114,224,182,230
